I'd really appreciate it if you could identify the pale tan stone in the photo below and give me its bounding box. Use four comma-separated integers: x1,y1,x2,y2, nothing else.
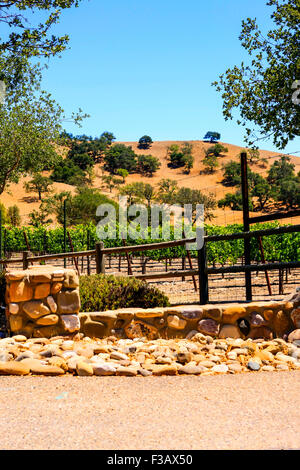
9,315,23,332
5,270,26,281
219,324,242,339
21,358,65,375
125,321,158,340
136,309,164,319
36,315,59,326
76,360,94,376
47,296,57,313
167,315,187,330
61,314,80,333
51,282,63,295
34,283,51,299
57,289,80,314
222,306,246,324
9,303,19,315
0,361,30,375
63,270,79,289
151,364,178,376
263,309,274,321
10,281,33,303
12,335,27,343
23,300,50,319
47,357,68,371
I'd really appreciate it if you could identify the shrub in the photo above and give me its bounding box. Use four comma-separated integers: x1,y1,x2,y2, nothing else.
79,274,170,312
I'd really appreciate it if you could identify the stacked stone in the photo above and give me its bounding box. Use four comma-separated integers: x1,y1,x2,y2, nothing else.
5,266,81,338
79,299,297,341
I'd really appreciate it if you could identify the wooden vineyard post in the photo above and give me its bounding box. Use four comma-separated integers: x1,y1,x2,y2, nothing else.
67,231,80,276
187,249,198,292
23,251,29,270
122,239,133,276
198,242,208,305
96,242,106,274
23,231,34,266
241,152,252,301
87,230,91,275
257,236,272,296
63,199,67,269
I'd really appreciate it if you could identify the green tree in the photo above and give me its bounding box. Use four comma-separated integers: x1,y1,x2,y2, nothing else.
43,188,117,225
102,175,121,193
218,192,254,211
157,179,178,204
202,154,219,174
119,183,145,206
0,202,7,224
213,0,300,149
42,191,72,225
275,178,300,208
24,173,54,201
206,143,228,157
137,155,161,176
0,59,88,195
29,207,53,227
167,143,194,170
0,1,83,61
138,135,153,149
222,161,242,186
172,187,216,222
247,148,260,165
116,169,129,183
7,205,21,226
250,174,274,211
67,151,94,171
104,144,137,174
51,158,86,185
267,156,295,184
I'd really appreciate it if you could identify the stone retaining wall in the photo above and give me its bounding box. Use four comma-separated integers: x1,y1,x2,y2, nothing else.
4,266,300,342
5,267,81,338
79,291,300,341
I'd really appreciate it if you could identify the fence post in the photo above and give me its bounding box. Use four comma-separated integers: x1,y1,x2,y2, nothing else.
0,211,2,272
241,151,252,301
63,199,67,268
96,242,105,274
23,251,29,270
87,229,91,275
198,242,208,305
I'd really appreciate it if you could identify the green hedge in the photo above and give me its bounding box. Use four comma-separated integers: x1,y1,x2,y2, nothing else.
79,274,170,312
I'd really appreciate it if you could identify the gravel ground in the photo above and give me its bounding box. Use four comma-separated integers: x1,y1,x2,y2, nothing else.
0,371,300,450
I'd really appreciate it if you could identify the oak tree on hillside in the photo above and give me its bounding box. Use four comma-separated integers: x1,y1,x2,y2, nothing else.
24,173,54,201
104,144,138,174
138,136,153,150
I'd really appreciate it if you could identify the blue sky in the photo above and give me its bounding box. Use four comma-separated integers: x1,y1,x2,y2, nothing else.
34,0,299,155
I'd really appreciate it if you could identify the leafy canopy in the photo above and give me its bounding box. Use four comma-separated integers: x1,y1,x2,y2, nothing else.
0,0,83,60
213,0,300,149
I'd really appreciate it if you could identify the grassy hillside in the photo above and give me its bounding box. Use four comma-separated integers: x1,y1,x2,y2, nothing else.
1,140,299,226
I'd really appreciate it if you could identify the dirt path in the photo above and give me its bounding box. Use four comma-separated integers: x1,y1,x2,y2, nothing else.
0,371,299,450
